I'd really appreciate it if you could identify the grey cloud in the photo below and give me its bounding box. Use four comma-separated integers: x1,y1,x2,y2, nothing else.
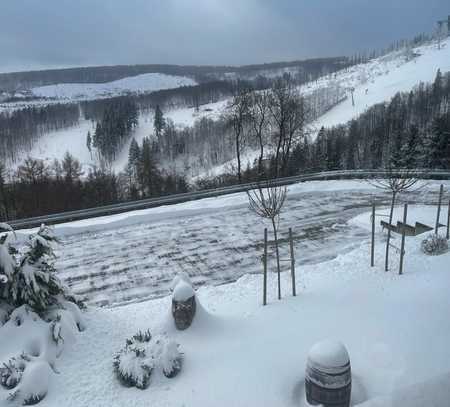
0,0,448,72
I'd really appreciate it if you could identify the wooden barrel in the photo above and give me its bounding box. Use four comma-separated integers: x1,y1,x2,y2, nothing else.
305,340,351,407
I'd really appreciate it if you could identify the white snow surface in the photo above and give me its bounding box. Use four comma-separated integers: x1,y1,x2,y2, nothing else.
308,340,350,368
4,205,450,406
31,73,196,101
172,281,195,302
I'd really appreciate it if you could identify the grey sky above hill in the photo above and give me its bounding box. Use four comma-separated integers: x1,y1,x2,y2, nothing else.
1,0,449,73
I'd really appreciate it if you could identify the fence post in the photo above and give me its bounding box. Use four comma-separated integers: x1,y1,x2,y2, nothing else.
399,203,408,275
447,200,450,240
435,184,444,234
371,203,375,267
263,228,268,306
289,228,296,297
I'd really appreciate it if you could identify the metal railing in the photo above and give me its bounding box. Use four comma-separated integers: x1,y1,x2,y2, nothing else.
6,169,450,230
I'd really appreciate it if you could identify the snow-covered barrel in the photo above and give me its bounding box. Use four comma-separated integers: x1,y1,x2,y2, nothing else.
172,281,196,330
305,340,351,407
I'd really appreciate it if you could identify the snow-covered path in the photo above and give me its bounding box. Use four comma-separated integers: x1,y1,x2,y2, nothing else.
55,181,446,307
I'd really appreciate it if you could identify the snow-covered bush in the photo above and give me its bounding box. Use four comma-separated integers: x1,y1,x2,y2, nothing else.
0,224,85,405
113,346,153,389
7,359,52,405
114,331,183,389
421,233,449,256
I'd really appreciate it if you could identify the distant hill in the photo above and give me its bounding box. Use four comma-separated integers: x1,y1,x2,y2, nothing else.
0,57,349,92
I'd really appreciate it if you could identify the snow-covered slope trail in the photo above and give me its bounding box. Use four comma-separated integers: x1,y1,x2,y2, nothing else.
311,38,450,132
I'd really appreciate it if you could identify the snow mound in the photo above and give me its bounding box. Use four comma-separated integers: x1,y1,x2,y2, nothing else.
172,281,195,302
171,272,193,290
308,339,350,368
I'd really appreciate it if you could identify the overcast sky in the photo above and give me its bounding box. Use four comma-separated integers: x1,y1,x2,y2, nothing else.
0,0,448,73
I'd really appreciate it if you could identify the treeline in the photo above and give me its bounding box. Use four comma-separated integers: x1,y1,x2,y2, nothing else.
0,104,80,162
0,152,188,220
0,57,350,92
140,77,345,178
90,98,138,163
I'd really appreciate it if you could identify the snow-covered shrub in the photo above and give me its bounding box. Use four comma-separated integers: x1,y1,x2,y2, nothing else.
160,339,183,378
421,233,449,256
129,329,152,344
0,228,16,301
0,224,85,405
7,359,52,405
0,354,27,389
114,331,183,389
113,346,153,389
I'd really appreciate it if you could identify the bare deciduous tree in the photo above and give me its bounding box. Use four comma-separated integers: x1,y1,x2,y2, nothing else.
268,78,306,177
247,181,287,299
249,91,270,176
225,86,252,184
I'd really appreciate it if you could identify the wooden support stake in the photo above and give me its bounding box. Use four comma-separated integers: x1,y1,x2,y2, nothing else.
371,203,375,267
435,184,444,234
447,200,450,240
289,228,296,297
263,228,268,306
399,203,408,275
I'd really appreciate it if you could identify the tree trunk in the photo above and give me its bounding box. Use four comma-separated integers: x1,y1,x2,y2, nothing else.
236,133,242,184
271,217,282,300
385,192,396,272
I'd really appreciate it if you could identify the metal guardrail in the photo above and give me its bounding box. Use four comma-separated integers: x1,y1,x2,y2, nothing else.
6,169,450,230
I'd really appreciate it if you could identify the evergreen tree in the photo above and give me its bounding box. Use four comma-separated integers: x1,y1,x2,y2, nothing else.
138,138,161,197
9,225,66,312
154,105,165,139
86,131,92,158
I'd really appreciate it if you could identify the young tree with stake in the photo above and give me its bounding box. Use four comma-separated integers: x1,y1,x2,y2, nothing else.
247,181,287,300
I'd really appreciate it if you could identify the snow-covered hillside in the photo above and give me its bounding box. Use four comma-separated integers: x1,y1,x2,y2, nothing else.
30,73,196,101
6,99,227,174
5,37,450,178
201,38,450,177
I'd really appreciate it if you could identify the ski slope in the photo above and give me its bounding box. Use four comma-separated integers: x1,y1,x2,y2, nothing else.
311,38,450,132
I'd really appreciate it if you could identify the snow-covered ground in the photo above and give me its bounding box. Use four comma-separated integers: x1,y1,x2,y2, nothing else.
30,73,196,101
15,179,450,308
3,199,450,406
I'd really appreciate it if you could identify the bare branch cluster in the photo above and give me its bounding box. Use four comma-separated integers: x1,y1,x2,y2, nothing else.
247,181,287,221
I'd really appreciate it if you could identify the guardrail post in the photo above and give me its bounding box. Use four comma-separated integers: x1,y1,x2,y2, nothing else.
371,203,375,267
289,228,296,297
263,228,268,306
435,184,444,234
447,200,450,240
399,203,408,275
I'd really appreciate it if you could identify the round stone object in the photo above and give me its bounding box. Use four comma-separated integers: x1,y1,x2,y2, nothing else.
305,340,351,407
